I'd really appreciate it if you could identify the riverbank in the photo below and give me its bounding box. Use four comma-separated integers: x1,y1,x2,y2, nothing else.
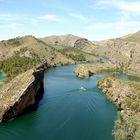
0,57,75,122
98,77,140,140
0,63,117,140
74,63,140,79
74,63,140,140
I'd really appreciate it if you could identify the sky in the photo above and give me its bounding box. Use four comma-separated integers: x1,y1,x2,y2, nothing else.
0,0,140,41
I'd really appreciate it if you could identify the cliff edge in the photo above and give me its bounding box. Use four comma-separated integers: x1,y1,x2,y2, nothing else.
0,68,44,122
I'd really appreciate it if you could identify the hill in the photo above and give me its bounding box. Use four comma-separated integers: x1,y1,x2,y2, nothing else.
0,35,74,80
41,34,97,53
122,30,140,43
41,34,80,48
92,31,140,75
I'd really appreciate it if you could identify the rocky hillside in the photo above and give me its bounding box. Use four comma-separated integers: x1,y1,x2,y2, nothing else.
41,34,98,61
41,34,80,48
122,30,140,43
0,35,75,80
0,35,74,63
92,31,140,75
41,34,97,53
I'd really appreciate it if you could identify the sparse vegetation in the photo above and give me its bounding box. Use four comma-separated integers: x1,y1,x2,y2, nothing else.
0,55,40,81
98,77,140,140
1,37,22,47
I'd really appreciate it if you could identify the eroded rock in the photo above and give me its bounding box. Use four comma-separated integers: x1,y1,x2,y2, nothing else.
0,69,44,122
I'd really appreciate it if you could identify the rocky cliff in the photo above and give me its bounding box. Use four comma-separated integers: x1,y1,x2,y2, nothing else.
0,68,44,122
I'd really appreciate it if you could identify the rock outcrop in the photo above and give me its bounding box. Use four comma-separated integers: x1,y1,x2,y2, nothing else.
0,69,44,122
74,63,115,78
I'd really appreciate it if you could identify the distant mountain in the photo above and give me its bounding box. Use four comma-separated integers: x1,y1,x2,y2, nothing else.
94,31,140,75
1,30,139,77
40,34,97,53
41,34,80,47
0,35,99,79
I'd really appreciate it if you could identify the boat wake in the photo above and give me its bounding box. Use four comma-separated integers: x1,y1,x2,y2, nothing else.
80,86,86,91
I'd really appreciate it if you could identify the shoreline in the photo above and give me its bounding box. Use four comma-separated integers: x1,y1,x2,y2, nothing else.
74,63,140,140
98,77,140,140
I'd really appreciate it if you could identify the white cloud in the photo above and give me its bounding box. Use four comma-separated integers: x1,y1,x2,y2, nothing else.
88,20,140,31
117,1,140,14
37,14,63,22
69,13,87,21
94,0,140,14
0,22,21,29
88,0,140,40
0,14,17,21
86,20,140,40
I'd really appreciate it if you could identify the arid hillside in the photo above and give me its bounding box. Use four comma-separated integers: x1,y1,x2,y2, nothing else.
0,35,75,80
41,34,97,53
92,31,140,75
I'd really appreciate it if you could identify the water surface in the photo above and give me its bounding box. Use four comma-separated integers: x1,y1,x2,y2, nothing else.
0,64,117,140
0,72,5,81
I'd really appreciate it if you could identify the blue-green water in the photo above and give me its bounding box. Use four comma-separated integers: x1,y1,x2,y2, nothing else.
0,72,5,81
0,64,117,140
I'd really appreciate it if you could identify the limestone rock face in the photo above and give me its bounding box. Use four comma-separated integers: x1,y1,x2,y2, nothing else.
0,69,44,122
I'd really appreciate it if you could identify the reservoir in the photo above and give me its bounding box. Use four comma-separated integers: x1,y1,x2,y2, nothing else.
0,64,117,140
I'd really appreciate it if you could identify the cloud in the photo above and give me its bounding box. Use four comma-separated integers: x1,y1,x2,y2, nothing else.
37,14,63,22
69,13,87,21
94,0,140,14
86,19,140,40
0,14,17,21
0,22,21,29
88,20,140,30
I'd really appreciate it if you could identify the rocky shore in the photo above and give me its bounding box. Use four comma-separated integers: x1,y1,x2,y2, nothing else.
74,62,140,139
98,77,140,140
0,68,44,122
74,63,115,78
